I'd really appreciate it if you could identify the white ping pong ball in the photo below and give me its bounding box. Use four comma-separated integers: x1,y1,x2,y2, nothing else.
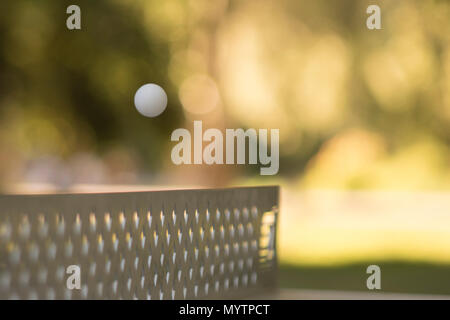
134,83,168,117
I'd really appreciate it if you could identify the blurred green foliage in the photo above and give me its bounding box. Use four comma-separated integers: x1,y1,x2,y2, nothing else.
0,0,450,190
0,0,184,185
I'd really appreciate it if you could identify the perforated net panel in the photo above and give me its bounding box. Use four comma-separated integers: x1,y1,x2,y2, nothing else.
0,186,278,300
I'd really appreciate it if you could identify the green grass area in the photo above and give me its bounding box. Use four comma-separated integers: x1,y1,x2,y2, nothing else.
279,261,450,295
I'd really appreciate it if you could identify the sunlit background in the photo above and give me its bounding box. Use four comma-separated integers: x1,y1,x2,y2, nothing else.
1,0,450,294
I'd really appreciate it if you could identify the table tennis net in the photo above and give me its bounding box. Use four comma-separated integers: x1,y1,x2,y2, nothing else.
0,186,279,299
